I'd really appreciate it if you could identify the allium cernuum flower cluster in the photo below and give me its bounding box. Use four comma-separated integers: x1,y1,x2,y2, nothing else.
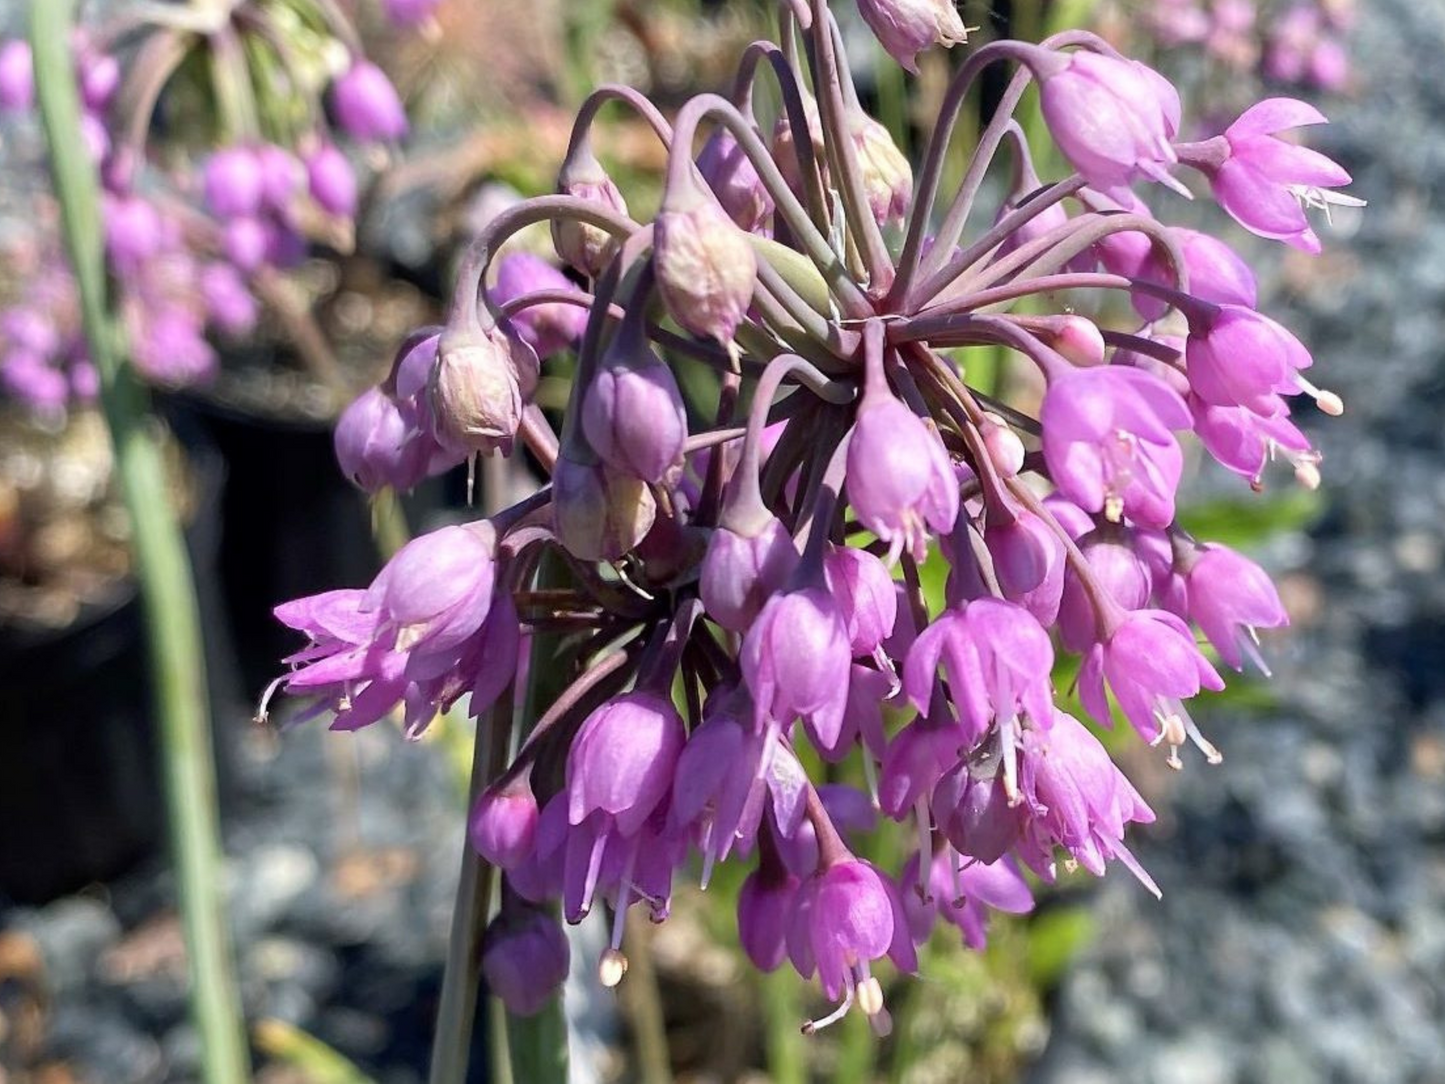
270,0,1355,1029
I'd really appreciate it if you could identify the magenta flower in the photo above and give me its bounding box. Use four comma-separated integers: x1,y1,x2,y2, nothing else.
787,858,915,1014
847,390,958,563
824,546,898,656
333,386,431,492
1041,365,1191,528
1186,98,1355,253
700,515,800,632
1014,711,1158,890
1189,393,1315,485
903,598,1055,751
0,40,33,111
983,510,1066,623
567,691,686,838
856,0,969,73
1186,303,1313,414
738,862,800,972
381,0,442,26
901,849,1033,950
741,586,852,746
1101,226,1258,322
1182,544,1289,671
1057,531,1152,651
363,524,496,654
331,60,409,142
878,714,966,820
1036,50,1183,198
1079,609,1225,765
203,147,265,219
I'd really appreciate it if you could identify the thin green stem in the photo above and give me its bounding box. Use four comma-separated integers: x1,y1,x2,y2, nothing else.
31,5,249,1083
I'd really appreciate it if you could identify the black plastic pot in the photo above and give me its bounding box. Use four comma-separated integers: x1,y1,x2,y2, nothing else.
0,438,239,905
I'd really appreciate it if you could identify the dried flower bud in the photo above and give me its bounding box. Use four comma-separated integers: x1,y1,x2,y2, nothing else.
553,150,629,277
552,452,657,561
654,181,757,344
850,112,913,227
428,324,539,456
857,0,970,73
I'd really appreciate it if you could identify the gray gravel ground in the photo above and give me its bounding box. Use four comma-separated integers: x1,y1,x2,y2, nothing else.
1030,1,1445,1081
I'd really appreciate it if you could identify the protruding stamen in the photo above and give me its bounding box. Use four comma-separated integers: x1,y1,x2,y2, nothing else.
801,984,855,1034
1295,374,1344,416
598,947,629,988
856,974,886,1019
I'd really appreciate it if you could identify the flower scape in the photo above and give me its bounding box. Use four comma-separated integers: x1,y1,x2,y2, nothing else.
265,0,1356,1035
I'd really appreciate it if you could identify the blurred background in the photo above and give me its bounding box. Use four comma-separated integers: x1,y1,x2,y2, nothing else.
1,0,1440,1082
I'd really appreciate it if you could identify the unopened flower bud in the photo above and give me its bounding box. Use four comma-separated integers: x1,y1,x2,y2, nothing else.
654,180,757,344
204,147,265,219
857,0,970,73
697,129,773,234
850,112,913,227
1052,316,1106,366
305,143,358,217
581,333,687,483
979,412,1025,477
482,906,570,1016
469,777,539,870
552,150,629,277
331,60,408,142
552,452,657,561
428,324,540,456
490,252,588,358
382,0,442,27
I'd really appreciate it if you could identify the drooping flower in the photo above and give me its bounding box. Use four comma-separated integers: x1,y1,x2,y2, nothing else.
1181,98,1356,253
700,515,800,633
856,0,969,73
654,179,757,344
742,585,852,746
581,332,688,484
490,252,589,359
1180,543,1289,671
1185,303,1313,414
1041,364,1192,528
482,903,571,1016
697,129,773,234
1079,608,1226,766
847,389,958,563
1035,50,1183,198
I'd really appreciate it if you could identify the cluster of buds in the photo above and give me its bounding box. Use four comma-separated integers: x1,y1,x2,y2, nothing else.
1125,0,1354,95
0,0,434,413
270,0,1355,1032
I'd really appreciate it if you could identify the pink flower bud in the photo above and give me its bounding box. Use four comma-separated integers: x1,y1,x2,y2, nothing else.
331,60,408,142
382,0,442,27
581,335,687,484
482,906,570,1016
697,129,773,234
850,112,912,227
222,217,269,272
200,263,258,336
738,866,799,971
1037,50,1182,198
305,143,358,217
700,516,800,632
427,324,540,456
490,253,588,359
469,777,540,869
204,147,265,219
654,181,757,344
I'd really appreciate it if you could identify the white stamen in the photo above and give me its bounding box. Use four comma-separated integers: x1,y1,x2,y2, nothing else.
802,984,855,1034
857,975,886,1019
598,947,629,988
254,675,286,724
1295,374,1345,415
